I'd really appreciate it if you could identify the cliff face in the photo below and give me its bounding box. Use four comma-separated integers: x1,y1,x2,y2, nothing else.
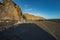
0,0,22,21
23,13,45,21
0,0,45,21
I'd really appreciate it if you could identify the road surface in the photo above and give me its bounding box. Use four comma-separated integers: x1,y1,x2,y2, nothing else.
0,23,56,40
26,21,60,40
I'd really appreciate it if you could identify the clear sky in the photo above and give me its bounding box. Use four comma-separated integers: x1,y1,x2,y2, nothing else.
0,0,60,19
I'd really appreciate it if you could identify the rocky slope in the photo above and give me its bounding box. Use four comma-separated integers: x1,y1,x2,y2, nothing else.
0,0,45,22
0,0,45,27
0,0,22,26
23,13,45,21
0,0,22,21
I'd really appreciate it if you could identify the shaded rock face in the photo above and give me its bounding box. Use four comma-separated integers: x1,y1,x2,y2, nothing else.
0,0,22,21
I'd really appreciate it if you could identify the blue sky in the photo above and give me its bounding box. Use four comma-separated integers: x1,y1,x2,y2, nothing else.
0,0,60,19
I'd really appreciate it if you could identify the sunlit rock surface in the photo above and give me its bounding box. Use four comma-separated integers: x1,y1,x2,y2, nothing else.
23,13,45,21
0,0,22,26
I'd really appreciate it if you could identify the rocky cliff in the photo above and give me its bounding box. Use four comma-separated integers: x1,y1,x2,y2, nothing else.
23,13,45,21
0,0,22,21
0,0,22,26
0,0,45,27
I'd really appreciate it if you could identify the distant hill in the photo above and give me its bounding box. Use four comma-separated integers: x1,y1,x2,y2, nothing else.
23,13,45,21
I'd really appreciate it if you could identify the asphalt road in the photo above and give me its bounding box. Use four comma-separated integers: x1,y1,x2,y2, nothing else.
26,21,60,40
0,23,56,40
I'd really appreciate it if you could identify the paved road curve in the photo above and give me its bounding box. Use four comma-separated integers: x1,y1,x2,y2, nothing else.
26,21,60,40
0,23,56,40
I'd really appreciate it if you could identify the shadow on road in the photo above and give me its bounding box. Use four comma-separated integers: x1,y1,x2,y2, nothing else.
0,23,56,40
